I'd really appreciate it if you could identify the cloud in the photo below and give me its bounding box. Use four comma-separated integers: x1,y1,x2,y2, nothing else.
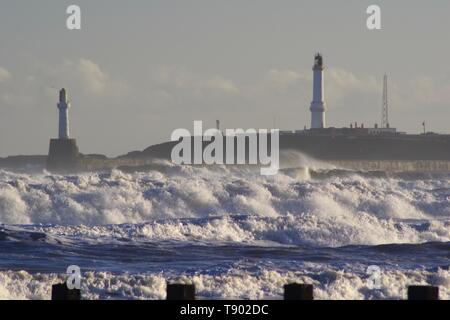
0,67,11,82
0,57,132,113
203,76,239,94
61,58,129,97
76,59,108,94
267,69,305,87
386,75,450,118
326,68,380,103
243,69,309,100
408,76,450,105
152,65,239,96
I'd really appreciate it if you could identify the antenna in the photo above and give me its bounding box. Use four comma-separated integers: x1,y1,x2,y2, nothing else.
382,74,389,128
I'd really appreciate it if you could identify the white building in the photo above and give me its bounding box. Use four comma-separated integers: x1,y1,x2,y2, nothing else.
310,53,326,129
57,88,70,139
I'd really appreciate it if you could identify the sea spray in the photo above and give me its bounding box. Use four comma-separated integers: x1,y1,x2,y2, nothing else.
1,166,449,301
0,166,449,245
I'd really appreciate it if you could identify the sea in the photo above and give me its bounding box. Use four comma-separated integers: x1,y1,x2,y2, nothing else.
1,156,449,300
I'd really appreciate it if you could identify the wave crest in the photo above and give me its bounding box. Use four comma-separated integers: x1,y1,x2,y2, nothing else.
1,167,450,246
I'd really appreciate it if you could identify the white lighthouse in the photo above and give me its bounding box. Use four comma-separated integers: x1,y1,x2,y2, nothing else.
48,88,80,171
57,88,70,139
310,53,326,129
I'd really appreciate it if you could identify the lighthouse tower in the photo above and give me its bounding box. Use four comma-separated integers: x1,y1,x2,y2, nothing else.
57,88,70,139
47,88,80,172
310,53,326,129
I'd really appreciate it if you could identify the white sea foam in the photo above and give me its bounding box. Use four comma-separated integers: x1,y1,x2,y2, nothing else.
23,213,449,248
1,166,450,246
1,267,449,300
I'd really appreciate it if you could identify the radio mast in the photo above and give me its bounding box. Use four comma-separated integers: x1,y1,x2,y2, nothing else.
382,74,389,128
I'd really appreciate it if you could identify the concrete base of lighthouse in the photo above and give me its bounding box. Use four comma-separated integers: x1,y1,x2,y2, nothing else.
310,102,326,129
47,138,80,172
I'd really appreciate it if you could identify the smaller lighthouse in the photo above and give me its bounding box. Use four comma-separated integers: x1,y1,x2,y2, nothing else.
47,88,80,172
310,53,326,129
57,88,70,139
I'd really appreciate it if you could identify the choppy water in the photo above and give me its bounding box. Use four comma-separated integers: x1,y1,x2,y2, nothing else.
1,159,450,300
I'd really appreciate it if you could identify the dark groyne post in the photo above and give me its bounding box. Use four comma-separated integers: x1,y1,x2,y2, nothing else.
284,283,314,300
166,283,196,300
51,283,81,300
408,285,439,300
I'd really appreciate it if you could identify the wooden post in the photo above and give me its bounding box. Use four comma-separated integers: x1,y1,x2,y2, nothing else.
51,283,81,300
166,283,196,300
284,283,314,300
408,285,439,300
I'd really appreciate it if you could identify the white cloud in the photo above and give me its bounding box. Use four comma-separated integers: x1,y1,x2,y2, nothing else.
0,67,11,82
203,76,239,94
388,75,450,115
60,58,129,97
76,58,108,94
243,69,309,100
326,68,379,102
246,67,378,99
409,76,450,105
0,57,131,113
152,65,239,96
267,69,305,87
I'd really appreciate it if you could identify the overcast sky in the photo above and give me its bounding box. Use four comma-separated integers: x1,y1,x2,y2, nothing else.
1,0,449,157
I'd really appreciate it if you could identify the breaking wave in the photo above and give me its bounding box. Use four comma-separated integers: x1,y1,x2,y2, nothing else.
1,267,449,300
1,162,450,247
1,161,450,300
